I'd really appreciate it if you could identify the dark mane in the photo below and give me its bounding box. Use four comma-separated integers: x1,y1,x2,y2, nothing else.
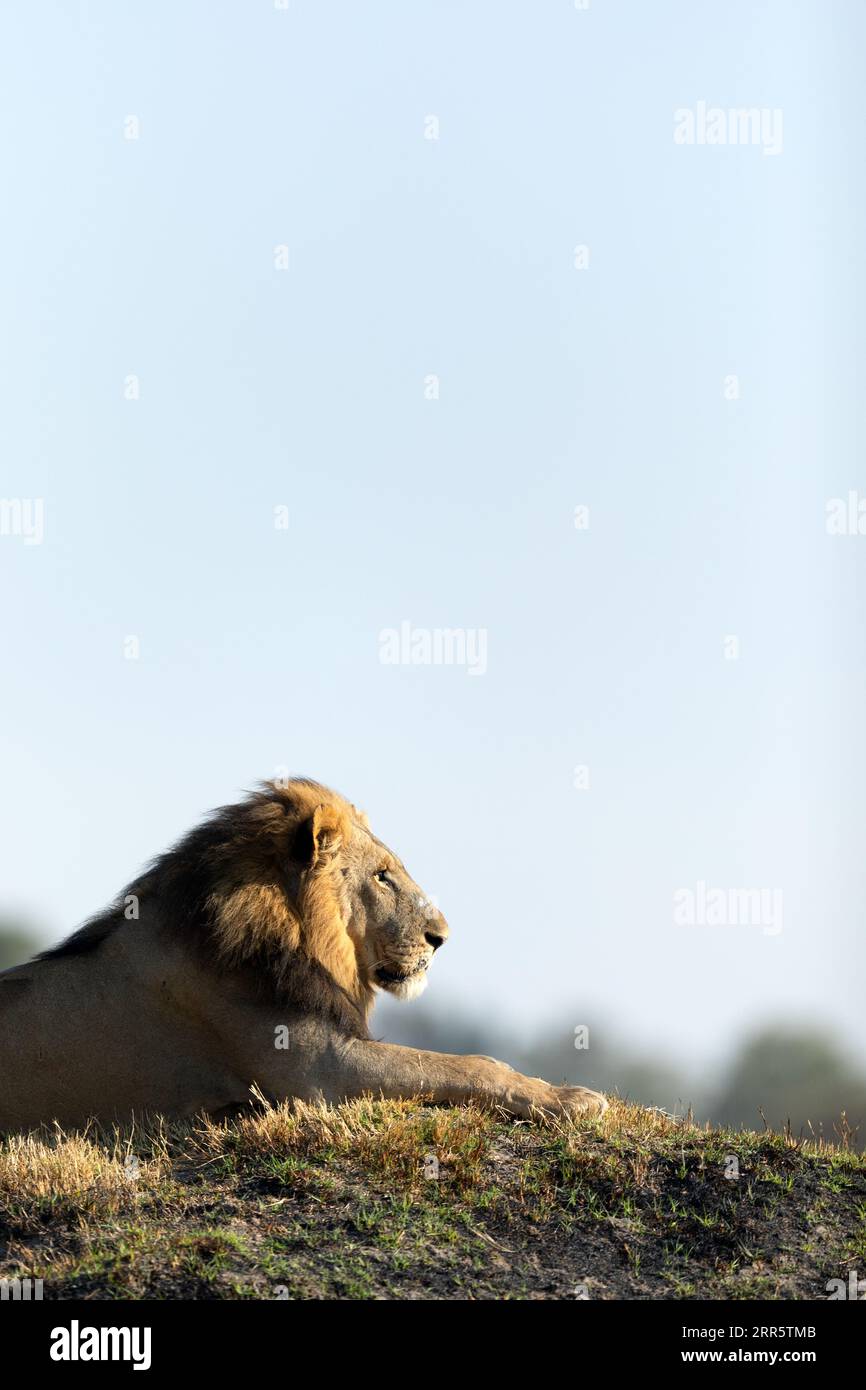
37,912,120,962
40,786,280,962
35,783,370,1040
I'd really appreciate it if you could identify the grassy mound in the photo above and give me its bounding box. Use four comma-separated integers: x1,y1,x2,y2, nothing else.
1,1099,863,1300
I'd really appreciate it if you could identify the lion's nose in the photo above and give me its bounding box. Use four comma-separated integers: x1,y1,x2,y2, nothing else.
425,931,446,951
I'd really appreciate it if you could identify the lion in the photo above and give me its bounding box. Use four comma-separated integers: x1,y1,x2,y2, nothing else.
0,778,607,1132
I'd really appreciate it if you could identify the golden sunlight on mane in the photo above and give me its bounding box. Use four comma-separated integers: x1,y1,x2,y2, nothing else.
207,788,370,1010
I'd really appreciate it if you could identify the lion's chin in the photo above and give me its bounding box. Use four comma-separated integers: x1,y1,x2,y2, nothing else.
376,970,429,1002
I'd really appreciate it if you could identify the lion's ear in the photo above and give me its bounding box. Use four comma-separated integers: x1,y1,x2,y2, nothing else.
307,804,348,868
291,803,350,869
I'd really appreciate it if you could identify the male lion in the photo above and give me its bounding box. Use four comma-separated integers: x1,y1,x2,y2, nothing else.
0,779,607,1131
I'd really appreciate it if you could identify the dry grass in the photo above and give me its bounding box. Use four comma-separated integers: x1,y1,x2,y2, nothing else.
1,1095,857,1226
0,1122,169,1225
192,1094,495,1192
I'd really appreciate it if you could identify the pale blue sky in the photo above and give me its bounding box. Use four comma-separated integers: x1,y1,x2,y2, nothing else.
1,1,863,1074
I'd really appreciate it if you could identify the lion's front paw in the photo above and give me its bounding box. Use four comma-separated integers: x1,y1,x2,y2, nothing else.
504,1079,608,1122
552,1085,608,1121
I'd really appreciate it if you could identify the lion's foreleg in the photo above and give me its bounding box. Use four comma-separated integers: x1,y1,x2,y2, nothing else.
315,1038,607,1121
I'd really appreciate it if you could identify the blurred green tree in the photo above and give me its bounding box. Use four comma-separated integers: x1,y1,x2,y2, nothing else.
0,918,41,971
710,1027,865,1146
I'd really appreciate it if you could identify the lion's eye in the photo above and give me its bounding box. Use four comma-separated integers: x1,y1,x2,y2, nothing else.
374,869,390,884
